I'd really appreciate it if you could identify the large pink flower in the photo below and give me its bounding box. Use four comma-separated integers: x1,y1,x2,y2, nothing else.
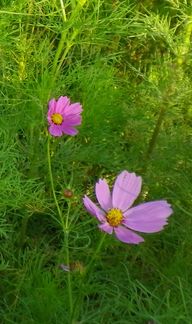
83,170,173,244
47,96,82,137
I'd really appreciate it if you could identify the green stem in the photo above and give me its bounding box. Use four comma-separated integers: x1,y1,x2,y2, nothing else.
71,232,107,322
51,30,67,77
51,1,87,84
55,29,79,78
65,231,73,319
47,136,73,318
59,0,67,22
65,202,73,319
85,232,107,275
47,136,63,223
145,106,166,160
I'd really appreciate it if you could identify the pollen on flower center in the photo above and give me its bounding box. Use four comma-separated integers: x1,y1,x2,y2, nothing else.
106,208,123,227
51,113,63,125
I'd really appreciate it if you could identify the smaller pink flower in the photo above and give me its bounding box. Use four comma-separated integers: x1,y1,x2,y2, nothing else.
47,96,82,137
83,170,173,244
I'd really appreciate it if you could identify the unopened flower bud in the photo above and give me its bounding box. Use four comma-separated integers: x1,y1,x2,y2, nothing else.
63,189,73,198
70,261,85,274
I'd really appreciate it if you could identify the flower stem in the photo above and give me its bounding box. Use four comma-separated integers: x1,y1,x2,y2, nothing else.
59,0,67,22
65,202,73,319
47,136,63,219
47,135,73,319
65,230,73,319
85,232,107,275
145,105,166,160
71,232,107,322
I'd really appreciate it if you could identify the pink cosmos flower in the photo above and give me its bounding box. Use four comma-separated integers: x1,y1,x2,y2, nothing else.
83,170,173,244
47,96,82,137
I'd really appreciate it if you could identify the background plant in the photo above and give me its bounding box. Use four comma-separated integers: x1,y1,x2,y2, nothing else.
0,0,192,323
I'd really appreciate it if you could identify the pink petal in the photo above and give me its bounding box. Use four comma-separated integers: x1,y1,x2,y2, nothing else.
83,196,106,222
95,179,112,211
56,96,70,113
114,226,144,244
99,222,113,234
48,98,56,112
123,201,173,233
63,115,82,126
112,171,142,211
49,125,63,137
47,115,52,124
47,99,56,122
61,126,78,136
64,103,82,116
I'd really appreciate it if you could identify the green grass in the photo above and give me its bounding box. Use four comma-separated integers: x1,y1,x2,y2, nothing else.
1,0,192,323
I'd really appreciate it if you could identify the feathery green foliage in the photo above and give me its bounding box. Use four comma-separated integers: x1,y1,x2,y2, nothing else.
1,0,192,323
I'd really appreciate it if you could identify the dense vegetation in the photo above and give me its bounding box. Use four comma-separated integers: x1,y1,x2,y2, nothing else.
0,0,192,323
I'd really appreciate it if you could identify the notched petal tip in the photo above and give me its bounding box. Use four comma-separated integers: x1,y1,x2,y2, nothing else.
64,104,83,118
56,96,70,113
57,95,70,103
159,200,173,216
48,98,56,106
112,170,142,211
124,200,173,233
48,98,56,114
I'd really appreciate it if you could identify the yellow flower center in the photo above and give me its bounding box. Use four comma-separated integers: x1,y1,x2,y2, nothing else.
106,208,123,227
51,113,63,125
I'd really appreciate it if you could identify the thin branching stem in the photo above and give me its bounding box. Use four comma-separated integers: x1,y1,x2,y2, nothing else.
59,0,67,22
65,202,73,319
71,232,107,322
85,232,107,275
65,231,73,320
47,136,63,223
145,105,166,160
47,135,73,318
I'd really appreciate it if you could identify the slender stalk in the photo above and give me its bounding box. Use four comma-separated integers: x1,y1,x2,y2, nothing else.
65,231,73,319
51,0,87,83
54,28,79,79
85,232,107,275
145,106,166,160
47,136,63,223
50,28,79,87
51,30,67,85
47,135,73,320
59,0,67,22
65,202,73,320
71,233,107,322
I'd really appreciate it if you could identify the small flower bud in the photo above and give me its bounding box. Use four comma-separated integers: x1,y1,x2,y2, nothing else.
63,189,73,198
70,261,85,274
